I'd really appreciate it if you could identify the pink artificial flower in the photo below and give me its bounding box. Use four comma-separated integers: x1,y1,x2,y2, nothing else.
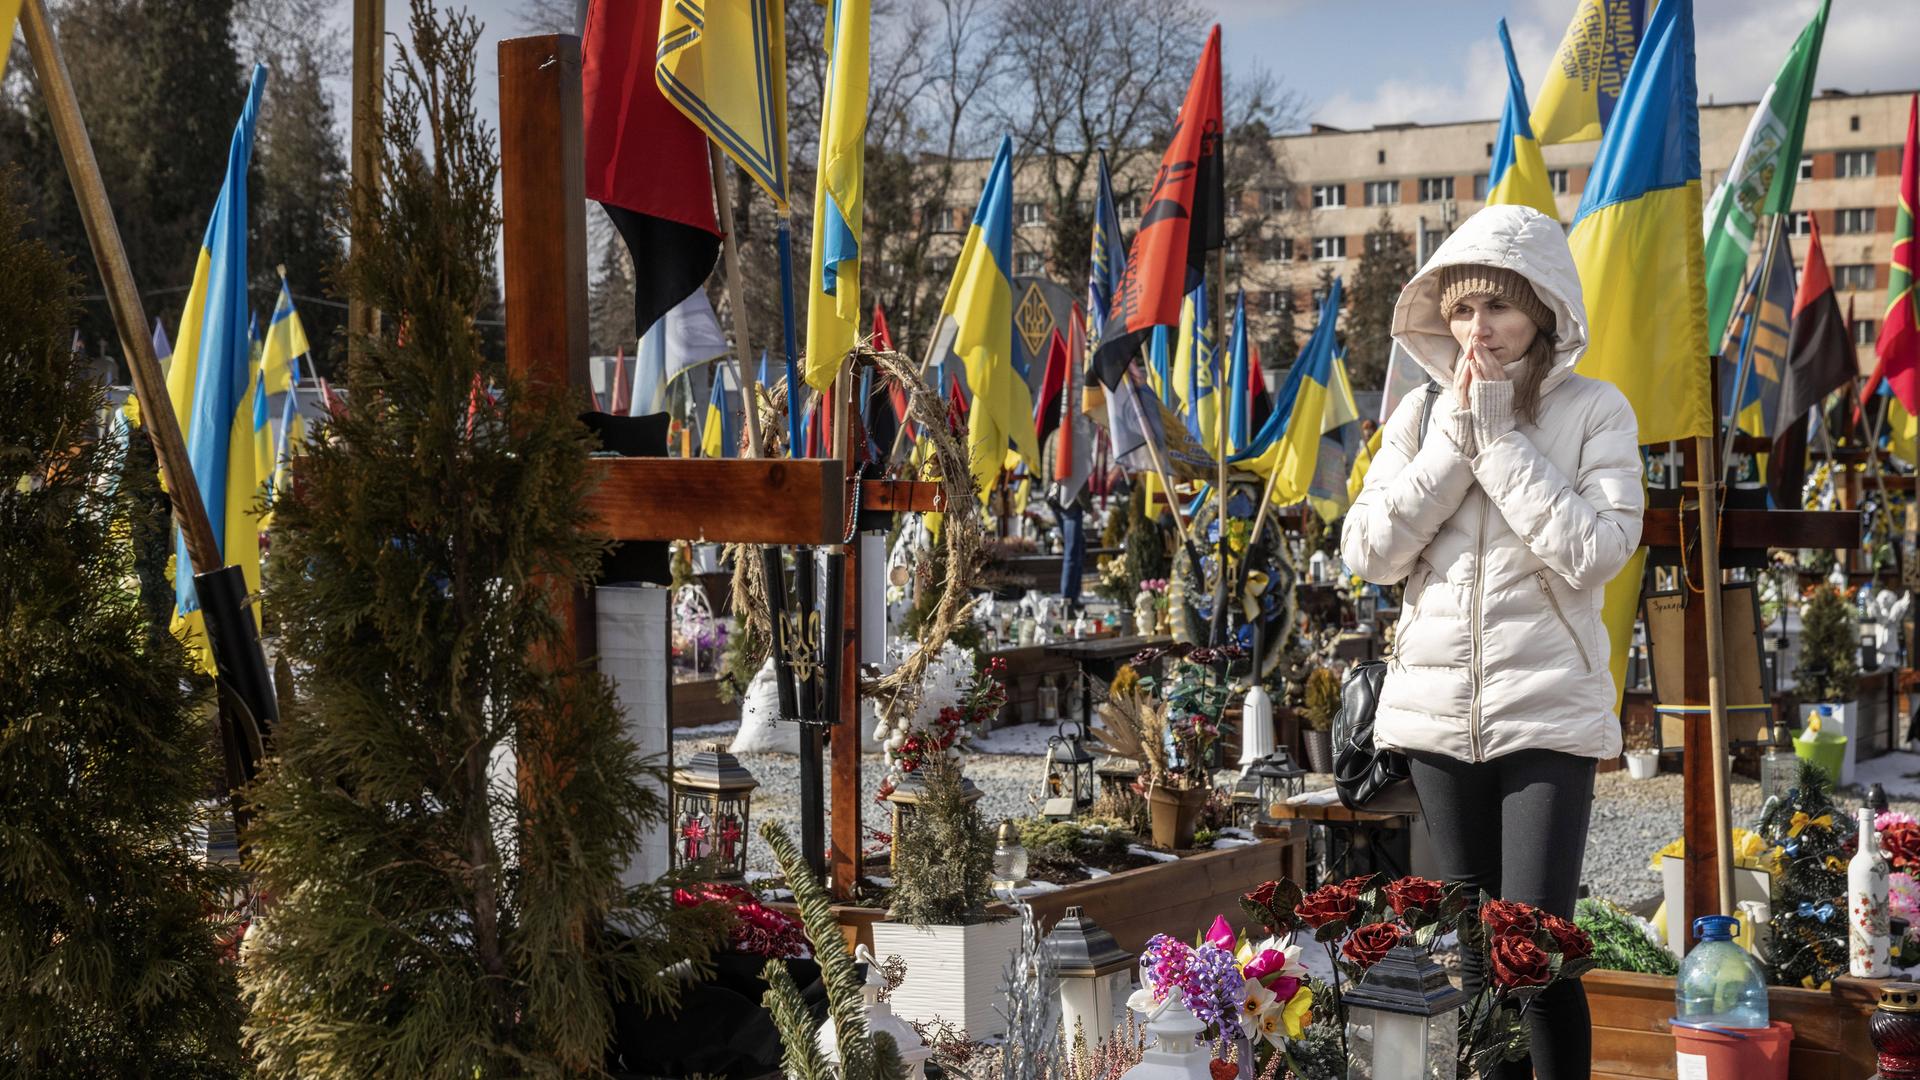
1241,948,1289,983
1205,915,1237,951
1893,872,1920,922
1880,811,1920,832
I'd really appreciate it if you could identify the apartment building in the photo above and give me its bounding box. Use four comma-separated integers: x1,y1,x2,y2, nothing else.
928,88,1912,386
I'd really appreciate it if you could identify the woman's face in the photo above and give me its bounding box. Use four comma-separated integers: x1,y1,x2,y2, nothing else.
1447,293,1539,363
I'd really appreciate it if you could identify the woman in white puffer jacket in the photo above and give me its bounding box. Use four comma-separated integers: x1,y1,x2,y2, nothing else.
1342,204,1642,1080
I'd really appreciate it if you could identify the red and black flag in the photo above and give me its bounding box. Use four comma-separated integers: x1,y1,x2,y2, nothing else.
1770,215,1856,506
1033,327,1071,448
1090,26,1224,389
582,0,721,340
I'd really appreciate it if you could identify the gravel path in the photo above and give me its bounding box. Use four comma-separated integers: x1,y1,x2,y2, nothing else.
678,722,1920,910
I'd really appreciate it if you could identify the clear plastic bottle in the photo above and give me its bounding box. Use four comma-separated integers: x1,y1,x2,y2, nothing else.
1675,915,1771,1029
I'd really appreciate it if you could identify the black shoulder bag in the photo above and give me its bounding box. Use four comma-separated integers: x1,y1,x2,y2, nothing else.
1332,383,1439,813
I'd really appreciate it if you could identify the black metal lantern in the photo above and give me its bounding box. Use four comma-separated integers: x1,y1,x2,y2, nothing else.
1233,749,1308,828
670,743,759,879
1043,718,1097,818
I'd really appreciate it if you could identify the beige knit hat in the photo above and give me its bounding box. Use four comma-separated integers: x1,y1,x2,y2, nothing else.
1437,264,1555,334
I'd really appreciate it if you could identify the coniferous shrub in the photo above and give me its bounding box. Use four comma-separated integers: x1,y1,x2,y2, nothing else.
0,180,243,1074
1794,584,1859,704
889,758,996,925
237,6,718,1074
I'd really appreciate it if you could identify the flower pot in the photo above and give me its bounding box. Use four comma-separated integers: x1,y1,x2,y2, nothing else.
869,917,1024,1040
1301,728,1334,774
1147,783,1208,849
1625,749,1659,780
1796,701,1859,787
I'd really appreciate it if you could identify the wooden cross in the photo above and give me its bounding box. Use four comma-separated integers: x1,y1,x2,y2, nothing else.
498,37,945,901
1647,424,1857,944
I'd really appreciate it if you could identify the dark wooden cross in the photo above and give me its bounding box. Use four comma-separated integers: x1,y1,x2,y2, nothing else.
1646,423,1857,943
497,36,943,901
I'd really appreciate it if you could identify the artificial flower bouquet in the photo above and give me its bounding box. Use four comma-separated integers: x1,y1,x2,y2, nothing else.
1167,873,1599,1078
874,654,1008,801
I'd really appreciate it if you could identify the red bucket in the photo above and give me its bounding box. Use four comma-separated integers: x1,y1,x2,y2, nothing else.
1670,1019,1793,1079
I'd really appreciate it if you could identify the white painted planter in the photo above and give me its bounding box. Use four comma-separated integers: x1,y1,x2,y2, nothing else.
1658,858,1771,957
869,917,1024,1040
1797,700,1860,788
1624,750,1659,780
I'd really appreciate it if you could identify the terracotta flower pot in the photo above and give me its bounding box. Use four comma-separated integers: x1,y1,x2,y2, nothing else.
1147,783,1208,849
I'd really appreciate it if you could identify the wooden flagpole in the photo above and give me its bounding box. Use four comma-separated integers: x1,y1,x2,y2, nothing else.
1210,249,1231,643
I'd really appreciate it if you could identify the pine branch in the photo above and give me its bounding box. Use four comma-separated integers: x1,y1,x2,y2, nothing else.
762,822,906,1080
764,958,835,1080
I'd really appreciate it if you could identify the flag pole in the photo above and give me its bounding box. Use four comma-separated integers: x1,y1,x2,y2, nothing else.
18,0,221,575
710,143,768,457
1119,366,1192,536
777,215,803,452
1718,213,1782,478
1210,251,1231,644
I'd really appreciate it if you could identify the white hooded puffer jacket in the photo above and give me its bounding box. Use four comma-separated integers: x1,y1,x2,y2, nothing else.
1342,205,1644,762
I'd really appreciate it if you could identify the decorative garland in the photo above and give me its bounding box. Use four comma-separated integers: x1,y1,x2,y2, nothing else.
722,340,982,728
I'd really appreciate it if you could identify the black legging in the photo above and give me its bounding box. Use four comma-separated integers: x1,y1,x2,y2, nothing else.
1406,748,1596,1080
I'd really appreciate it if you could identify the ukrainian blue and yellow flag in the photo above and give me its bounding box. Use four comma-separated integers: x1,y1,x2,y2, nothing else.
1567,0,1709,447
937,135,1041,501
702,364,736,458
1306,348,1363,523
803,0,867,392
1486,19,1560,219
1531,0,1654,146
655,0,789,212
1172,284,1217,448
0,0,21,86
1227,290,1253,454
1230,278,1344,507
261,270,310,397
163,64,270,670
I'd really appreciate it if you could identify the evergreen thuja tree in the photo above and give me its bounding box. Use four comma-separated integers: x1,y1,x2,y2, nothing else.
0,184,243,1073
238,5,717,1075
1756,759,1856,988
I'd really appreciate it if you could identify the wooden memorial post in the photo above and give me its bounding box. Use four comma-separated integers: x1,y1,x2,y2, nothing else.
499,36,947,901
1646,414,1857,943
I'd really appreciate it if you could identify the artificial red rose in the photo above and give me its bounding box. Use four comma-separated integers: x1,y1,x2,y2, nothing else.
1885,822,1920,872
1480,899,1540,939
1384,876,1445,916
1246,880,1280,911
1540,914,1592,961
1208,1060,1238,1080
1295,884,1360,928
1339,874,1380,895
1340,922,1406,969
1489,934,1553,989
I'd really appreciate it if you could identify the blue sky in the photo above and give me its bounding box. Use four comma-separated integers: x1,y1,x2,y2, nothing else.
320,0,1918,144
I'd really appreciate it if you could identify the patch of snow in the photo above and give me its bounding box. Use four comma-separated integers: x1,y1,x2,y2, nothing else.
1010,880,1064,898
1212,837,1257,848
679,720,740,738
1085,867,1112,878
1846,749,1920,800
1128,844,1180,863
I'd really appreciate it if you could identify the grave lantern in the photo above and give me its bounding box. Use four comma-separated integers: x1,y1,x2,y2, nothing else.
1096,754,1142,802
1044,906,1134,1048
1043,718,1097,818
1342,945,1471,1080
670,743,758,879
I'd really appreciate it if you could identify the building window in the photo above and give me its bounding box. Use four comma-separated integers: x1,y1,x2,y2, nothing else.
1263,186,1293,212
1837,150,1876,178
1015,250,1045,276
1119,195,1141,220
1364,180,1399,206
1485,141,1494,158
1418,176,1454,202
1367,231,1400,254
1312,235,1346,261
930,255,954,276
1017,201,1045,227
1268,236,1295,261
1472,173,1490,200
1420,226,1447,254
1836,207,1876,235
1851,115,1862,132
1786,210,1813,236
1312,285,1331,306
934,206,959,232
1835,264,1877,291
1856,319,1878,346
1377,149,1387,165
1548,169,1569,195
1312,183,1346,209
1264,290,1294,315
1799,155,1815,182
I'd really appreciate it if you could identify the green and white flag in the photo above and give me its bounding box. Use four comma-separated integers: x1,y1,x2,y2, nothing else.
1703,0,1829,355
